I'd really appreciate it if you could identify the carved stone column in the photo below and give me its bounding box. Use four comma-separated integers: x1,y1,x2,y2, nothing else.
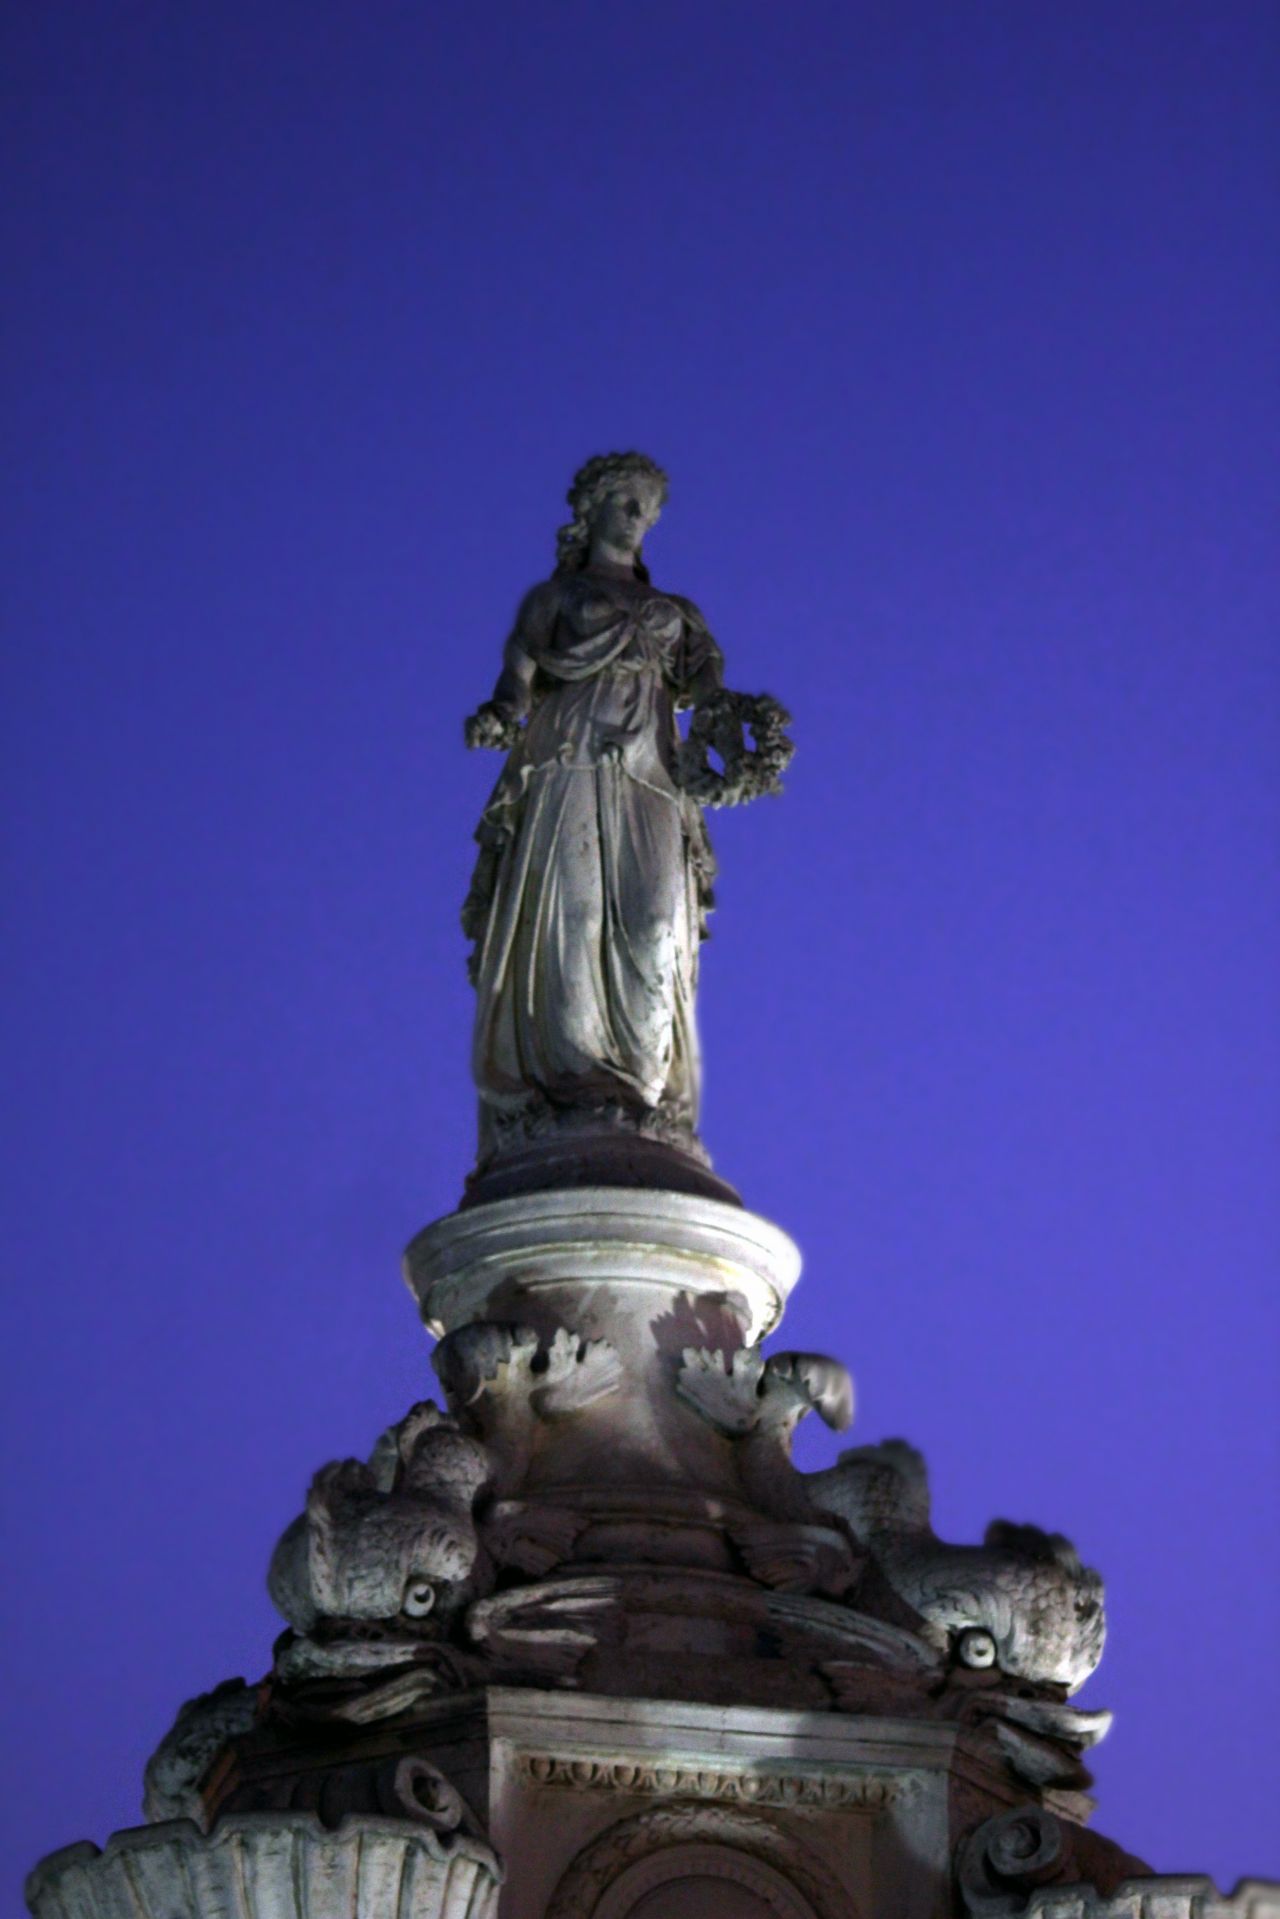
406,1188,799,1519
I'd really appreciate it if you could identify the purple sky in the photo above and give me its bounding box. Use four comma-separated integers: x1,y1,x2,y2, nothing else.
4,1,1278,1901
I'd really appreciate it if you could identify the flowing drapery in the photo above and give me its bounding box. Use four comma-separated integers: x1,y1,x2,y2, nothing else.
467,573,720,1129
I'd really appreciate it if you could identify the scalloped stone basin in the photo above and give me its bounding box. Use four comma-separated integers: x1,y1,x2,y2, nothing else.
26,1812,502,1919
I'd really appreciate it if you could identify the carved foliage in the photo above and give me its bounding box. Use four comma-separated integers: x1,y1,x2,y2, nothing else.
534,1326,625,1417
676,1347,852,1443
432,1320,622,1526
677,1344,858,1560
433,1321,540,1411
677,689,796,808
434,1321,621,1432
676,1345,764,1433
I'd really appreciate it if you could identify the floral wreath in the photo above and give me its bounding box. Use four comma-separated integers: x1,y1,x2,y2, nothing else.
676,689,795,808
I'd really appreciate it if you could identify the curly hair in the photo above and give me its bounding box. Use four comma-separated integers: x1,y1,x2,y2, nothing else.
554,451,670,581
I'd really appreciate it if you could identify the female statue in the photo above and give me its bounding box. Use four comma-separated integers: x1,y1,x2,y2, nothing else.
463,453,790,1195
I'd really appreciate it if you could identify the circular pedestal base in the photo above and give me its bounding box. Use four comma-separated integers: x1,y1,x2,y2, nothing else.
463,1130,741,1210
405,1187,800,1346
403,1187,802,1515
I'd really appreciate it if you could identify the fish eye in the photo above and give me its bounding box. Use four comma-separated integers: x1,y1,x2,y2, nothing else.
956,1626,997,1669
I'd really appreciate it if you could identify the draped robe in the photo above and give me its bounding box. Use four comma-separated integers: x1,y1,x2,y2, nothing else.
466,567,721,1133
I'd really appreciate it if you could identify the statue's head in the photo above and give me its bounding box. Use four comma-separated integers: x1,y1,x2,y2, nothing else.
556,451,669,580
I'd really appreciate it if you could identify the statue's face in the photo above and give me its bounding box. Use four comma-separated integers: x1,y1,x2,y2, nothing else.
591,474,664,555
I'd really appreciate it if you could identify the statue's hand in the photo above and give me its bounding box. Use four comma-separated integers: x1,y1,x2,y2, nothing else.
464,702,521,751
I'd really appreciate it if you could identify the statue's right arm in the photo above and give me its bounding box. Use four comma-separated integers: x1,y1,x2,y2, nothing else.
465,580,557,749
489,639,537,722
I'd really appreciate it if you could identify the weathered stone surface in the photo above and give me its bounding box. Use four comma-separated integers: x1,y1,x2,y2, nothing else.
189,1686,1149,1919
1024,1885,1280,1919
268,1403,492,1640
227,1182,1124,1822
406,1189,805,1534
143,1678,261,1825
958,1809,1278,1919
461,452,793,1198
26,1808,502,1919
809,1439,1107,1690
407,1186,800,1346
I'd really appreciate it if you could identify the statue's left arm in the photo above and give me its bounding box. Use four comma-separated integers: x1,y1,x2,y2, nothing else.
668,596,795,809
669,595,725,710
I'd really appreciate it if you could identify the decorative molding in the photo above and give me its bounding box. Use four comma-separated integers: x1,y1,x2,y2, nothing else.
404,1187,801,1346
518,1751,901,1810
596,1840,817,1919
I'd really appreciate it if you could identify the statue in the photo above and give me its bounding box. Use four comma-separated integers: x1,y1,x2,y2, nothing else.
462,452,792,1197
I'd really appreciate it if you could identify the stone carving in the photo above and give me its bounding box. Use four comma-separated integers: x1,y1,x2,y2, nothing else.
1022,1884,1280,1919
143,1677,260,1826
958,1807,1072,1918
433,1319,621,1502
991,1698,1110,1794
463,451,792,1178
268,1402,491,1636
213,1748,495,1840
807,1440,1106,1688
24,452,1280,1919
676,1345,767,1433
729,1516,861,1598
942,1688,1113,1800
677,687,795,807
26,1810,502,1919
466,1573,617,1682
433,1319,540,1417
677,1347,852,1439
545,1803,846,1919
464,1565,943,1710
593,1845,820,1918
436,1319,624,1422
518,1752,900,1809
952,1811,1275,1919
536,1325,627,1416
270,1639,486,1709
677,1346,856,1566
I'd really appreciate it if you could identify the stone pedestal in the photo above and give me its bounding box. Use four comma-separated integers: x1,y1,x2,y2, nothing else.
405,1189,799,1518
29,1683,1277,1919
26,1189,1279,1918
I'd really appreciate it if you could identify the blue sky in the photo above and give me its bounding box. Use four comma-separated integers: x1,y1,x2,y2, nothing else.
3,0,1277,1899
